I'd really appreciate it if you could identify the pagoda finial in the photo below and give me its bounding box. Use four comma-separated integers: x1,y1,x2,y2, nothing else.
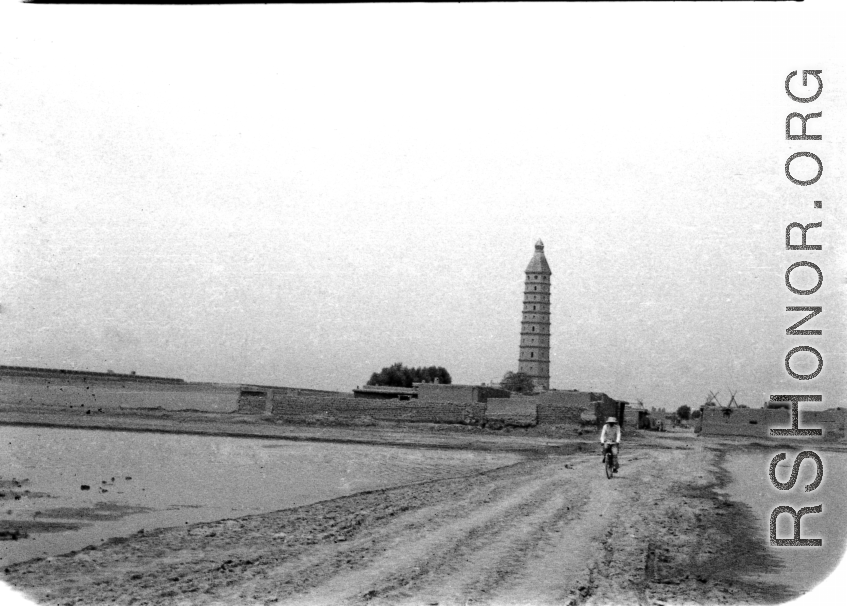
535,239,544,251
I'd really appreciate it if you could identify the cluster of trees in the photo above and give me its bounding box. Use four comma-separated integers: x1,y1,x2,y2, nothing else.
675,404,706,421
500,371,535,394
367,363,452,388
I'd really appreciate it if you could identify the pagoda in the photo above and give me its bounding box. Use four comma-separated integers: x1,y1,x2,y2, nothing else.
518,239,552,390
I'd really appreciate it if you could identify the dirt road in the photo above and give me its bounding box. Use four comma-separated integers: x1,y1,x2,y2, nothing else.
4,439,789,606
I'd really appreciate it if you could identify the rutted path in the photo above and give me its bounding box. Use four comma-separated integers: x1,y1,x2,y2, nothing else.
4,440,791,606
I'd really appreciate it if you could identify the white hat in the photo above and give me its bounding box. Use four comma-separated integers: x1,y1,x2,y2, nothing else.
606,417,618,424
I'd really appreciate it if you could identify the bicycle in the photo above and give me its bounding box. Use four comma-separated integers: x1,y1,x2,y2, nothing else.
602,442,619,479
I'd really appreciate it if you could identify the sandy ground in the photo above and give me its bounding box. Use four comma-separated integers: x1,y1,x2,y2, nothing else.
2,429,794,606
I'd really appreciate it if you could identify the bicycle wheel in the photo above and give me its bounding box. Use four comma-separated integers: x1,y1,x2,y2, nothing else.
605,454,614,479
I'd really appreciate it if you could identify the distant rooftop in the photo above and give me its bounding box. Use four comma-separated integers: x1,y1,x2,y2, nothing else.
354,385,418,394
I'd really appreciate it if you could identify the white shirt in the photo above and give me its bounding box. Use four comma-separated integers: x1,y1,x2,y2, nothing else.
600,423,620,444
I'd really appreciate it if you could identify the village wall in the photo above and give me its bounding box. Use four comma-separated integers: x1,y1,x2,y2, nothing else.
236,394,268,414
415,383,510,404
236,386,342,414
416,384,478,403
700,407,847,440
537,393,585,424
270,393,487,425
532,391,603,425
535,390,591,406
484,400,537,427
536,400,586,425
1,370,629,430
0,375,241,412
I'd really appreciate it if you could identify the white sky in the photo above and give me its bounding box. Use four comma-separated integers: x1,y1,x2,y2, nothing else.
0,2,845,412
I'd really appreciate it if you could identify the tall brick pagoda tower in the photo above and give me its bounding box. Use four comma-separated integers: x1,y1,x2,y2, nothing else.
518,239,552,391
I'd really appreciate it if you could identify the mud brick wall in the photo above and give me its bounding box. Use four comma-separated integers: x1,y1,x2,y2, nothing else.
592,393,628,428
700,407,847,440
484,400,537,427
237,395,268,414
535,391,593,407
256,386,342,398
533,391,594,425
271,393,486,425
536,402,587,425
478,386,511,402
416,384,511,404
417,384,477,403
0,375,241,412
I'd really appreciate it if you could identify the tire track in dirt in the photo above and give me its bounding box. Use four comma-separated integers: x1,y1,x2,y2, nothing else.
278,468,564,605
489,454,647,606
582,449,681,606
273,453,654,606
353,477,582,605
214,460,557,603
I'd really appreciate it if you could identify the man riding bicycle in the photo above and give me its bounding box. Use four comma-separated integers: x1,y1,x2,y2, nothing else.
600,416,620,473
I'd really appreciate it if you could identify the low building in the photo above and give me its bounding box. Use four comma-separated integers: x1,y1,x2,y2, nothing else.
627,402,651,429
521,389,626,428
594,396,627,429
699,406,846,440
352,386,418,400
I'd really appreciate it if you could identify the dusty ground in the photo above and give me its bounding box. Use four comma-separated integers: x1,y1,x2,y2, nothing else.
3,430,793,606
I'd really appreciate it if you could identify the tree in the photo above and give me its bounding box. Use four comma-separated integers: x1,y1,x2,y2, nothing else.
366,363,452,388
676,405,692,421
691,409,701,420
500,371,535,394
